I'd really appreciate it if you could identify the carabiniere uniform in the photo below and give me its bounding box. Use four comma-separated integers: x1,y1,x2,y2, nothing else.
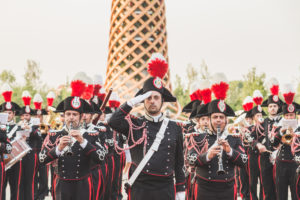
108,70,186,200
39,91,107,200
188,97,248,200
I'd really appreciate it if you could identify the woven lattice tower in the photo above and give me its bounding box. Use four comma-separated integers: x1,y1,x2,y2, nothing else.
105,0,181,118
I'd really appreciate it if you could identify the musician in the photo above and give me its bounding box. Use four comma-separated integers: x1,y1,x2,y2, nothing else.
108,54,186,200
39,78,107,200
271,84,298,200
0,83,18,200
248,91,266,200
18,90,43,200
187,73,247,200
82,101,107,200
33,93,49,200
183,79,211,200
237,96,254,200
260,80,283,200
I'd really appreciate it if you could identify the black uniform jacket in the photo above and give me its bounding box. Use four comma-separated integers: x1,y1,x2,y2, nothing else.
108,102,186,192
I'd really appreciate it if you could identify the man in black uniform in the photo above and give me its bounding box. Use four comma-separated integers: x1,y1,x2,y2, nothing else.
39,78,107,200
259,80,283,200
248,91,266,200
0,83,19,200
271,84,298,200
19,90,43,200
187,73,247,200
108,53,186,200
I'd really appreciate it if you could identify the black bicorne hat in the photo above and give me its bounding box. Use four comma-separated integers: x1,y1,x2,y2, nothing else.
262,79,283,115
34,109,48,116
250,105,266,117
281,102,300,115
134,53,176,102
182,100,201,113
0,102,21,113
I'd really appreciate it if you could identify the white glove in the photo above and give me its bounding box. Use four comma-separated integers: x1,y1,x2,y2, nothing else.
175,191,185,200
127,91,152,107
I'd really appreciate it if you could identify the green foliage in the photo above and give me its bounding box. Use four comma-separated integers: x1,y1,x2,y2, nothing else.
0,60,69,108
173,75,189,107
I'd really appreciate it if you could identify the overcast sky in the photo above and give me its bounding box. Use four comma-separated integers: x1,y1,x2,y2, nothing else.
0,0,300,88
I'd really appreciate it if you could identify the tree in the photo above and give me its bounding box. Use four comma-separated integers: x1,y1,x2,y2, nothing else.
186,63,198,90
227,80,244,111
0,70,16,84
173,75,189,107
24,60,42,90
241,67,267,98
199,59,211,80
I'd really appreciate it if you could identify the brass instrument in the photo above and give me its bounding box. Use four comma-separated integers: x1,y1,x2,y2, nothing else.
39,123,49,134
48,110,63,131
282,127,293,145
64,122,74,156
217,126,225,175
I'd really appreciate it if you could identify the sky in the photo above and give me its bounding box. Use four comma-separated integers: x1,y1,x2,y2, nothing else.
0,0,300,88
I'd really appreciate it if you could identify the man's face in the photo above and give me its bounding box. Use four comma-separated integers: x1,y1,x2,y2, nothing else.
253,113,263,123
144,91,163,116
64,110,81,127
284,113,296,120
82,113,93,124
210,113,226,131
198,116,209,130
4,110,15,122
268,103,279,116
22,114,31,122
245,117,253,126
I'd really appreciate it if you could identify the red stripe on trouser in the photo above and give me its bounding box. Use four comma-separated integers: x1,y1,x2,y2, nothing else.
258,155,266,200
234,182,237,200
194,182,198,200
248,153,253,200
32,153,37,200
296,176,300,199
128,187,131,200
88,177,92,200
174,184,176,199
110,156,115,190
0,162,4,199
53,175,57,200
96,169,101,200
238,168,243,199
17,161,22,200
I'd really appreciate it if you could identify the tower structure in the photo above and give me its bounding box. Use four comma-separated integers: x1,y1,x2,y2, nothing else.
105,0,181,117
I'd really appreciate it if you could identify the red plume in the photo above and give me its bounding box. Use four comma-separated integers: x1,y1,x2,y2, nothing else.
71,80,86,97
200,88,211,104
109,92,120,108
270,85,279,96
242,96,253,111
283,93,295,105
98,88,106,101
46,91,55,106
34,102,42,110
81,84,94,100
282,84,295,105
211,82,229,100
147,53,168,79
22,97,31,106
93,84,101,96
2,91,12,102
252,90,263,106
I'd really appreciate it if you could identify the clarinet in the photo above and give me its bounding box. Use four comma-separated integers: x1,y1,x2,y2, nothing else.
65,122,74,156
217,126,225,175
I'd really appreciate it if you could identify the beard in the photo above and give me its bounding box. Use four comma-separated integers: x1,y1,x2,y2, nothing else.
145,103,162,116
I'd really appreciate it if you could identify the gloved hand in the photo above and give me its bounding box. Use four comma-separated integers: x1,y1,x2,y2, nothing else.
127,91,152,107
175,191,185,200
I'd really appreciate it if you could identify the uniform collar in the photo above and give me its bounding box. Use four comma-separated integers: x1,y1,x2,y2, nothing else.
145,112,164,122
7,120,15,125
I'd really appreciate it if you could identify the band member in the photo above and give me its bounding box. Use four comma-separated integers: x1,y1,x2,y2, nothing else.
39,75,107,200
248,91,266,200
237,96,254,200
33,93,49,200
187,73,247,200
260,78,283,200
183,79,211,200
108,53,186,200
271,84,298,200
18,90,43,200
0,83,17,200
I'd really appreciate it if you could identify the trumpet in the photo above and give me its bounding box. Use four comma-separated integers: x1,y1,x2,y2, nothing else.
217,126,225,175
39,123,49,134
282,127,294,145
64,122,74,156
